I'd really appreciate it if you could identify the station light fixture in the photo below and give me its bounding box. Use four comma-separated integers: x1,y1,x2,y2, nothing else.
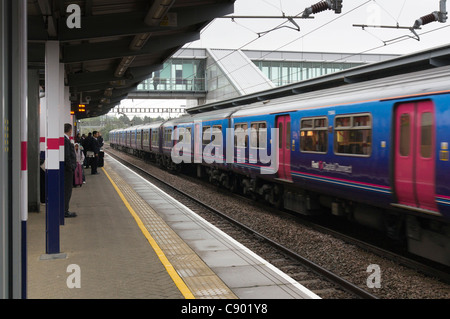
104,87,113,97
130,33,152,51
115,55,135,78
145,0,176,26
78,104,86,113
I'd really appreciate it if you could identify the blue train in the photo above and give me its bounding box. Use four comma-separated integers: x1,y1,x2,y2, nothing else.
110,65,450,266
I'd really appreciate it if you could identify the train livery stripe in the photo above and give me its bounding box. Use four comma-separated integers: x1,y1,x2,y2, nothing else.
291,170,391,194
436,195,450,206
231,161,392,195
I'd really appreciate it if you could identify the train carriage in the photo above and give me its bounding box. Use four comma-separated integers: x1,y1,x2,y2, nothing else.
150,123,163,154
110,63,450,266
229,113,277,179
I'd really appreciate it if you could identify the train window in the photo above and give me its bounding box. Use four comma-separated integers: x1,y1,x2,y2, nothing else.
202,126,211,145
399,114,410,156
314,118,327,128
259,122,267,149
185,127,192,143
152,130,159,145
177,127,185,143
336,116,351,128
164,129,172,143
212,125,222,146
250,122,267,149
300,117,328,153
234,123,248,148
354,115,371,127
250,123,258,148
302,119,313,129
421,112,432,158
137,131,141,144
334,113,372,157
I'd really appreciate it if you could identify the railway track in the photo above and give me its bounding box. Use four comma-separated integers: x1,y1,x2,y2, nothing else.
106,149,379,299
173,157,450,286
193,175,450,285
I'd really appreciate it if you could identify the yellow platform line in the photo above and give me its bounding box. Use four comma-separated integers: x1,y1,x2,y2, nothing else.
102,167,195,299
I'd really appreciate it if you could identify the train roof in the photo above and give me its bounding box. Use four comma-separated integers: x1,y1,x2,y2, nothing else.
231,65,450,118
139,121,164,130
189,106,243,121
162,115,194,127
113,122,163,133
160,107,243,126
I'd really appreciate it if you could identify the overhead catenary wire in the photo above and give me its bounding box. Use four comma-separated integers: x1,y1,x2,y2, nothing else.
159,1,371,96
206,1,449,95
238,23,450,94
169,1,363,92
396,0,408,22
200,0,371,94
372,0,399,24
132,1,448,108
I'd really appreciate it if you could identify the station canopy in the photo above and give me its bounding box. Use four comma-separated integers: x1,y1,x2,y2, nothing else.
27,0,235,118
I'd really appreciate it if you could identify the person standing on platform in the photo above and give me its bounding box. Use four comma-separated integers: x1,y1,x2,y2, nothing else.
86,131,100,175
74,143,86,184
64,123,77,218
82,132,91,168
97,132,104,149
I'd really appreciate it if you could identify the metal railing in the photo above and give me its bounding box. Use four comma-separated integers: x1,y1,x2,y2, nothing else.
137,78,206,92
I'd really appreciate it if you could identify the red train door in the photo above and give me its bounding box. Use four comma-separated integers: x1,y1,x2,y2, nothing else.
394,101,438,212
276,115,292,181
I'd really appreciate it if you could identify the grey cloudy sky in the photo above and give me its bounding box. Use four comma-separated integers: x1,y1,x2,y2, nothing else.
188,0,449,55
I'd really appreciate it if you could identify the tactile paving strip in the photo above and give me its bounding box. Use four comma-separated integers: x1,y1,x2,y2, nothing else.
104,162,238,299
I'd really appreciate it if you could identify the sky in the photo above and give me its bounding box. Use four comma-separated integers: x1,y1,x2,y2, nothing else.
112,0,449,117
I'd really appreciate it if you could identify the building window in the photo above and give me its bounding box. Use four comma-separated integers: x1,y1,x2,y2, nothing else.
334,114,372,156
300,117,328,153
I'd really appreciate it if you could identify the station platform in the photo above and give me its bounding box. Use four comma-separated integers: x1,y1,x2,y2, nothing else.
27,154,319,299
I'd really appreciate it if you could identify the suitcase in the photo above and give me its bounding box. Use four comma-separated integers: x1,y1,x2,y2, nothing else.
98,151,104,167
74,163,83,187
